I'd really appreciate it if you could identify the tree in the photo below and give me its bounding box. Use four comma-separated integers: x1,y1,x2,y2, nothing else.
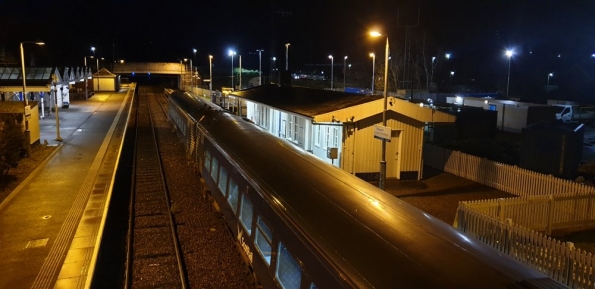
0,114,25,175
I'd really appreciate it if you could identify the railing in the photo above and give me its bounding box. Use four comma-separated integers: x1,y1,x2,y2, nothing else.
456,207,595,288
454,193,595,235
423,143,595,197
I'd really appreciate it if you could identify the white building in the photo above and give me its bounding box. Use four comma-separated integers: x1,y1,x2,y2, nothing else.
229,85,456,180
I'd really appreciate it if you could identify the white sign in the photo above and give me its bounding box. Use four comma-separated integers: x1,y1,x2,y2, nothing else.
374,125,391,142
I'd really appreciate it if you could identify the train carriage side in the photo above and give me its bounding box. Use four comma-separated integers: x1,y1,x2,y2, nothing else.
166,90,566,289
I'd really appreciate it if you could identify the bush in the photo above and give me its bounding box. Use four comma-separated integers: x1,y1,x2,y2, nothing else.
0,114,25,175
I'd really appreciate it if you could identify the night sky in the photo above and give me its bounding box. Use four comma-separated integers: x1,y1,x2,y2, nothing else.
1,0,595,101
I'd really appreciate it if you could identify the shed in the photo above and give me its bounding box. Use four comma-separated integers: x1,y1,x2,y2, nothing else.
230,85,456,180
0,101,40,146
92,68,120,92
520,121,584,179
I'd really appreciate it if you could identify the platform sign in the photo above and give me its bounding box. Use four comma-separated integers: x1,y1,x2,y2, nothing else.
24,105,31,120
374,125,391,142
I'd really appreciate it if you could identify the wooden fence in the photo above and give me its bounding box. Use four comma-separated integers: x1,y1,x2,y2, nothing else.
456,207,595,288
423,144,595,197
454,193,595,234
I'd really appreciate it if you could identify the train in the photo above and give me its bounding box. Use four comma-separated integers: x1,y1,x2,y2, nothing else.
164,89,566,288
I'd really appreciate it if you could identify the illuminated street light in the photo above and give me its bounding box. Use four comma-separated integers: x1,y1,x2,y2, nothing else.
20,40,45,156
369,31,390,190
450,71,455,86
547,72,553,86
369,53,375,94
209,55,213,92
506,49,514,97
445,53,451,59
229,49,236,89
343,56,348,90
285,43,290,71
257,49,264,86
328,55,334,89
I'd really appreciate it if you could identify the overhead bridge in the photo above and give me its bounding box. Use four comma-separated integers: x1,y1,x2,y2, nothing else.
112,62,186,75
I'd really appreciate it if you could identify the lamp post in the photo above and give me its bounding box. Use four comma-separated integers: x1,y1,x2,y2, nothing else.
285,43,290,71
450,71,455,86
209,55,213,92
328,55,333,89
343,56,348,90
20,40,45,157
193,48,197,63
370,53,375,94
239,54,242,89
506,49,514,97
229,50,236,89
547,72,553,86
370,31,389,190
189,57,193,88
257,49,264,86
430,56,436,85
83,56,91,100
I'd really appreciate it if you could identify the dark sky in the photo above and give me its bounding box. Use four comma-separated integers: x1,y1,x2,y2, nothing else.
1,0,595,86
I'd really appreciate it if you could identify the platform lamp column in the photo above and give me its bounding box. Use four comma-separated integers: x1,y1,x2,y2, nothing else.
257,49,263,86
370,31,389,190
52,74,62,142
209,55,213,93
343,56,348,91
20,40,44,157
370,53,375,94
328,55,334,90
239,54,242,89
83,56,89,100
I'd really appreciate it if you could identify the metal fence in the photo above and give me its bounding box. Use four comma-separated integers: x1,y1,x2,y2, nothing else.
456,207,595,288
423,143,595,197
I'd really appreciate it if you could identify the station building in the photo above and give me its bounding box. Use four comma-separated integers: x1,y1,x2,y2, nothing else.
227,85,456,180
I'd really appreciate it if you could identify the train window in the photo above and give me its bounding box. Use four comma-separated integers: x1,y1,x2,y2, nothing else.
239,194,253,235
228,180,239,213
218,166,228,194
276,242,302,289
210,157,219,181
205,150,212,173
255,216,273,264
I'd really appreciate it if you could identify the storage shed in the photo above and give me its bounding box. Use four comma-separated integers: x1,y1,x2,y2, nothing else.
92,68,120,92
520,121,584,179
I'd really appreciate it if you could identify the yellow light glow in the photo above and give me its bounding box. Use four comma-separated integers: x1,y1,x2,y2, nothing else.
369,31,382,37
369,53,375,57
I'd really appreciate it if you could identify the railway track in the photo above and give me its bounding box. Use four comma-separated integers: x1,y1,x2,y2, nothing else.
126,88,188,288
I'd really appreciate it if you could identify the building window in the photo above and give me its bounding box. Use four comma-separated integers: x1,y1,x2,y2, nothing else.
324,127,331,149
280,115,287,138
276,242,302,289
333,127,339,148
314,126,320,147
228,180,239,213
293,116,299,142
255,216,273,264
239,194,253,235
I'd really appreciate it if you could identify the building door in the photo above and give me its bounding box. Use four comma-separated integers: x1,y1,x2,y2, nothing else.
342,123,356,173
386,130,402,179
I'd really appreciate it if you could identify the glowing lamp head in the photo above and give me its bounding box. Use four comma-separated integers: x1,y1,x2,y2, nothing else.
369,31,382,37
328,55,333,59
506,50,514,58
369,53,375,58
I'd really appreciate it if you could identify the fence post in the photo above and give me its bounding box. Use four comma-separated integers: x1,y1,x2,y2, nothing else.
565,242,575,286
505,218,513,255
498,198,505,222
546,195,554,235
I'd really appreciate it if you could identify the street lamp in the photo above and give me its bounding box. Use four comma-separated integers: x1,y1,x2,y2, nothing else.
239,54,242,89
506,49,514,97
369,53,375,94
209,55,213,92
257,49,264,86
229,49,236,89
272,57,277,83
83,56,93,100
343,56,348,90
285,43,290,71
450,71,455,86
328,55,334,90
370,31,390,190
188,56,193,88
193,48,197,63
547,72,553,86
430,56,436,85
445,53,451,60
20,40,45,157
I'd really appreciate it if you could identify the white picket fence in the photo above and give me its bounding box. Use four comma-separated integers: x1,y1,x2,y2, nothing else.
423,144,595,197
456,207,595,288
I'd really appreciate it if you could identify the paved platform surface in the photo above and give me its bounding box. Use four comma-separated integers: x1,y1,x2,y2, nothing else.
0,87,134,289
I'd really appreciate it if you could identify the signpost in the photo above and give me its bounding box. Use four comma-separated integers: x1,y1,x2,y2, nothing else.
374,125,391,142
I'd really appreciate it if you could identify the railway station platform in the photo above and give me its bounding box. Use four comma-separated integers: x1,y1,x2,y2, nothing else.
0,85,135,289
